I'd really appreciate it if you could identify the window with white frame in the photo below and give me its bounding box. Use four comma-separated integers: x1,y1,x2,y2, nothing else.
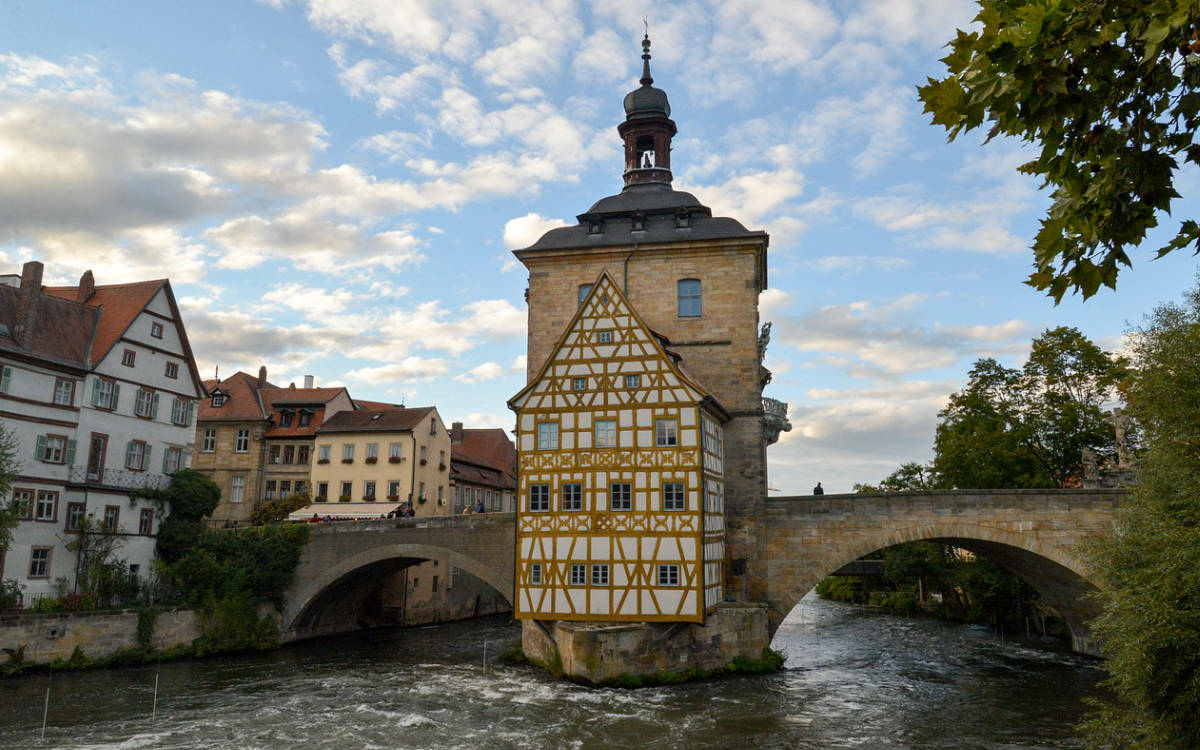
387,480,401,498
125,440,149,471
569,564,586,586
663,482,686,511
163,447,182,475
364,480,376,500
342,444,354,461
572,377,587,391
655,418,678,447
597,330,613,343
340,481,352,500
0,365,10,393
121,349,136,367
202,428,216,452
10,489,32,519
591,564,609,586
536,422,558,450
103,505,119,531
624,374,640,389
562,483,583,512
234,429,250,453
134,389,156,418
170,397,192,426
594,420,617,448
658,564,680,586
610,482,632,511
36,435,69,464
366,443,378,460
318,444,331,462
139,508,154,535
231,475,245,503
529,484,550,512
264,480,277,500
150,322,164,338
389,442,403,459
530,563,543,584
315,481,328,501
211,392,226,408
52,378,74,406
65,502,85,531
29,547,51,578
92,378,118,410
164,362,178,379
34,491,57,522
677,279,702,317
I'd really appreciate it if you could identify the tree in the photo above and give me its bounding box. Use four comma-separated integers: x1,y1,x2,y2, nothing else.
918,2,1200,301
1083,279,1200,749
0,423,22,556
136,469,221,564
934,327,1123,488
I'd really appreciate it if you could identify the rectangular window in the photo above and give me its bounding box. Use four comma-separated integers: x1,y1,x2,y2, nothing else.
298,411,312,427
536,422,558,450
170,398,192,426
610,482,632,511
125,440,148,471
430,419,437,436
389,442,403,459
269,445,281,464
163,447,182,475
283,445,295,464
658,564,680,586
340,481,353,500
278,480,290,495
366,443,379,460
279,411,293,427
265,480,276,500
34,491,57,522
663,482,686,511
624,374,640,389
572,377,587,391
591,564,609,586
432,575,438,592
597,330,613,343
139,508,153,535
569,564,586,586
11,489,33,519
678,279,702,317
316,481,328,501
52,378,74,406
65,502,85,531
530,563,543,585
0,365,11,393
529,484,550,512
594,420,617,448
92,378,118,410
655,419,678,447
294,480,306,496
298,445,311,464
37,434,68,464
234,429,249,453
577,284,592,306
561,483,583,512
211,393,226,407
438,485,444,503
29,547,51,578
231,475,245,503
364,481,376,501
134,388,156,418
150,322,164,339
318,444,331,462
121,349,136,367
387,480,401,499
202,428,216,452
103,505,120,532
164,362,178,379
342,444,354,462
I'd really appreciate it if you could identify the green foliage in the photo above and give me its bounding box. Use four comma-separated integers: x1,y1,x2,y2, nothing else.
139,469,221,564
64,515,140,609
249,493,311,525
136,607,160,649
0,423,23,554
934,327,1124,488
1083,279,1200,749
1,645,26,676
815,576,860,602
193,591,281,655
854,462,939,493
0,579,23,610
919,1,1200,301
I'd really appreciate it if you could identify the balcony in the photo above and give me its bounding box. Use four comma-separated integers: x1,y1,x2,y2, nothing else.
68,466,172,492
762,397,792,446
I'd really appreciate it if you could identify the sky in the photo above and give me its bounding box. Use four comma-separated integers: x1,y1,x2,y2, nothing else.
1,0,1196,495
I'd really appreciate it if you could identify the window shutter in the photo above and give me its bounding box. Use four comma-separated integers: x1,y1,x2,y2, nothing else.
65,439,76,467
151,392,160,420
142,444,152,471
0,366,10,393
125,440,135,469
161,449,169,474
111,383,121,410
91,378,101,407
35,435,46,462
186,400,195,427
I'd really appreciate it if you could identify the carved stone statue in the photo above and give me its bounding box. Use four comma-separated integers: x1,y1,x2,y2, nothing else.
1112,408,1133,469
1081,447,1100,483
757,321,772,363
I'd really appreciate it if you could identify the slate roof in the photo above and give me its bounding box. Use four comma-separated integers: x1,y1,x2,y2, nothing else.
317,406,434,434
0,284,96,369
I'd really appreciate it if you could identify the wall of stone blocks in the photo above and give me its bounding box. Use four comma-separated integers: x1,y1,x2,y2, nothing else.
0,608,201,666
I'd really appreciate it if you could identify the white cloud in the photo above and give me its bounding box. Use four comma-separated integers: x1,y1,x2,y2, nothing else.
807,255,912,273
261,282,356,316
454,361,505,383
346,357,450,384
503,212,569,250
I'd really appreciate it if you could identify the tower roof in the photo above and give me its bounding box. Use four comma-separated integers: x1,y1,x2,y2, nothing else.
623,34,671,120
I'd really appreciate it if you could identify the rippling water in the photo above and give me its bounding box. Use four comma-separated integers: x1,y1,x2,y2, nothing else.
0,595,1102,749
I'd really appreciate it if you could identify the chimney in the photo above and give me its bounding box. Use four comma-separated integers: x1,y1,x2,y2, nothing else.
303,374,314,389
451,421,464,444
257,365,267,387
13,261,44,347
76,270,95,302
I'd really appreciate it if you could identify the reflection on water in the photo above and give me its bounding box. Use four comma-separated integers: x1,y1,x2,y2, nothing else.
0,594,1101,749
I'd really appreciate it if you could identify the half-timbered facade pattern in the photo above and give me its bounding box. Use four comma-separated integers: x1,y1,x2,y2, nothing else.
510,271,726,623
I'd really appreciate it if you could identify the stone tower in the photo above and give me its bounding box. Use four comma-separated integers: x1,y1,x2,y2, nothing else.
514,35,787,609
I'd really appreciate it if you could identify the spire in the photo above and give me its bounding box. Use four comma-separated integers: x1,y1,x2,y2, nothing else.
640,32,653,86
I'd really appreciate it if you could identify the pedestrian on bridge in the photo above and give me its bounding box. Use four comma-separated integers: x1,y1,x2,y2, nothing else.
813,482,824,495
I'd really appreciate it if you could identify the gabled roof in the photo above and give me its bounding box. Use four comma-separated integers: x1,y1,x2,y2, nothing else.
355,398,404,411
259,386,349,407
317,406,435,434
44,279,163,367
452,428,517,487
198,371,274,422
0,284,96,369
508,269,724,417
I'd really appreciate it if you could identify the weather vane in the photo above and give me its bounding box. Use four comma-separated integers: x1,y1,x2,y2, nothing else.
643,17,648,36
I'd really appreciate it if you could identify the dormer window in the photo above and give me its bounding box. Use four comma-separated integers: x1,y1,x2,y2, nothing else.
211,393,226,408
279,410,293,427
298,410,312,427
676,211,690,228
588,220,603,235
631,213,645,232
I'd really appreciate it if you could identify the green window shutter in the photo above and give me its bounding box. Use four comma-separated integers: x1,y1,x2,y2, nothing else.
111,383,120,410
35,435,46,462
161,449,169,474
65,439,76,466
125,440,135,469
187,400,196,427
91,378,101,407
151,392,160,420
143,444,152,471
0,366,10,393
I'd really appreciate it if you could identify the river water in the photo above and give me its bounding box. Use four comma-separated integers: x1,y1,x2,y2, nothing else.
0,594,1102,749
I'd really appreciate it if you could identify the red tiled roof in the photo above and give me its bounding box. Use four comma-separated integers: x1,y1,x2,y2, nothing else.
0,285,96,368
259,386,349,406
45,279,164,367
197,371,274,422
317,406,434,434
355,399,403,410
452,428,516,487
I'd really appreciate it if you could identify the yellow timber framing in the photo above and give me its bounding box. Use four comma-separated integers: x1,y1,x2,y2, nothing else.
509,268,729,624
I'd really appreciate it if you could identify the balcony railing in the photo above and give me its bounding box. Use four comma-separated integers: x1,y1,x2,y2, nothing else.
68,466,172,492
762,397,792,446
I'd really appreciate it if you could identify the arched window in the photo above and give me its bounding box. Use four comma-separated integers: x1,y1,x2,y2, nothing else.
678,279,702,317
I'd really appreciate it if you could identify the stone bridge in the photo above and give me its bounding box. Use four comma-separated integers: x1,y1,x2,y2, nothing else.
281,513,514,641
280,491,1123,654
762,489,1125,654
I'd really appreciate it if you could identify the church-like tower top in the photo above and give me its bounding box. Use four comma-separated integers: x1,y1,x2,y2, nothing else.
618,34,677,188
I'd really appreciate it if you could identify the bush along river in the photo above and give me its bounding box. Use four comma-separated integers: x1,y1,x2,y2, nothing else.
0,593,1102,749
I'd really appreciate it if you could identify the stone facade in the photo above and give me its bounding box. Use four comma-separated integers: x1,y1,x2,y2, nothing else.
520,603,769,684
191,418,269,524
0,608,201,666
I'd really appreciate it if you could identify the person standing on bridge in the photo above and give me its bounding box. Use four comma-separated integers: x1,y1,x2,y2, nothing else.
813,482,824,495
